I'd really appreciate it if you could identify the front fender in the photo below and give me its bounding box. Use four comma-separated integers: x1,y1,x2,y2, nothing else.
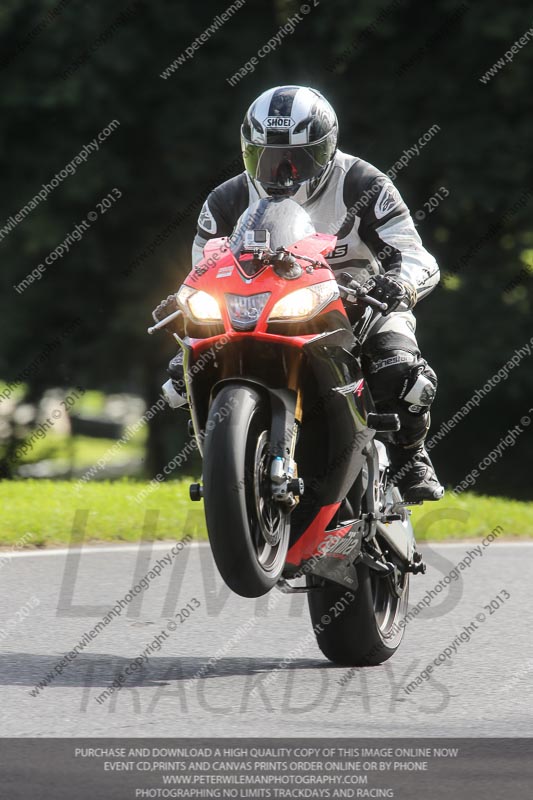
210,378,297,461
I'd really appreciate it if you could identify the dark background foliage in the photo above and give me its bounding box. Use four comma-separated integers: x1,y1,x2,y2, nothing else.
0,0,531,495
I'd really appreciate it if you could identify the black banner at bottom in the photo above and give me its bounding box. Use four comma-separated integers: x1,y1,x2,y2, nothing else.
0,738,531,799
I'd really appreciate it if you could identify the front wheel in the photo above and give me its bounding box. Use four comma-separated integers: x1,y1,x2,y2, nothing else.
203,384,290,598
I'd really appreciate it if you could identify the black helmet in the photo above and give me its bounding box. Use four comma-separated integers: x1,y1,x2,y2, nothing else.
241,85,338,203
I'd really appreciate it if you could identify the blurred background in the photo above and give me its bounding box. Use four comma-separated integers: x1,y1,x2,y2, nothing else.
0,0,532,498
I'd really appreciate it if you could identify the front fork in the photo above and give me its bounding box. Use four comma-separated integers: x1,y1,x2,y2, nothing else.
269,354,304,510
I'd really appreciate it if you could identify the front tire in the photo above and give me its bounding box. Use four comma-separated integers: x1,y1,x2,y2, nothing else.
203,384,290,598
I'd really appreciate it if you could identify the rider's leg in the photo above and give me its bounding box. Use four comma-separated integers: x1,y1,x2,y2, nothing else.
164,351,188,408
362,311,444,502
152,294,189,408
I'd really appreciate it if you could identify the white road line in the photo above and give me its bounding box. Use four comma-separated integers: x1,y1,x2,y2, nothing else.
1,540,531,559
1,541,210,558
420,541,533,547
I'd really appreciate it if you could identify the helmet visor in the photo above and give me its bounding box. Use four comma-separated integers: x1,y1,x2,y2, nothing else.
242,136,335,189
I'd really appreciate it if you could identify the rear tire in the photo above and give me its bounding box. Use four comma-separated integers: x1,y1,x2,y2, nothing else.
307,543,409,666
203,384,290,598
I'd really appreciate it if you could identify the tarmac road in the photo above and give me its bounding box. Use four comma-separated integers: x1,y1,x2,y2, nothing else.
0,538,531,737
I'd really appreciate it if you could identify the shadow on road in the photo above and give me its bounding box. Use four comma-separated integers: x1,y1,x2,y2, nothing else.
0,653,341,690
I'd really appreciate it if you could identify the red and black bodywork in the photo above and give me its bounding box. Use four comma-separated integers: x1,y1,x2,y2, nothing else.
171,206,381,585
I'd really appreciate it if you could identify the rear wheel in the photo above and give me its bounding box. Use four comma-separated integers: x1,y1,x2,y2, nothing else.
307,548,409,666
308,439,410,665
203,384,290,598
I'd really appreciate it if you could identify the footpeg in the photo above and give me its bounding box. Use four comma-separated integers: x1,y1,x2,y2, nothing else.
189,483,203,501
379,512,404,523
276,578,315,594
365,511,404,524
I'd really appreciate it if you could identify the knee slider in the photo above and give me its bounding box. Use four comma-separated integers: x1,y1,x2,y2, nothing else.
366,350,417,404
400,359,437,413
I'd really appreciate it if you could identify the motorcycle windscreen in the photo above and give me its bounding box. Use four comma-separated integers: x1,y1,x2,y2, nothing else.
229,197,316,259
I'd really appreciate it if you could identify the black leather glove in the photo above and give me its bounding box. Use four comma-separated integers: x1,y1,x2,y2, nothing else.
152,293,179,323
362,274,417,314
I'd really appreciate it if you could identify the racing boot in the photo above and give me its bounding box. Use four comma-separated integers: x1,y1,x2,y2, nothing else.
161,351,188,410
388,442,444,503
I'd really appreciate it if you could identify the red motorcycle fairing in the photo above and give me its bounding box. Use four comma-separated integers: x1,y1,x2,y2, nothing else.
184,233,344,337
287,502,346,563
286,510,366,589
177,230,376,573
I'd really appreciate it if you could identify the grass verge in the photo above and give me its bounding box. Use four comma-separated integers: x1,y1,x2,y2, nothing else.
0,479,531,548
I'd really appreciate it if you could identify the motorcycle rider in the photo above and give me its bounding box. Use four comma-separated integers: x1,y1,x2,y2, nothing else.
155,85,444,502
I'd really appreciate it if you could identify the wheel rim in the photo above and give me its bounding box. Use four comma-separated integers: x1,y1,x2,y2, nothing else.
370,550,409,647
250,430,289,573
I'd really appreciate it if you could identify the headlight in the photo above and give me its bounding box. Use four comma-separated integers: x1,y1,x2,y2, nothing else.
177,286,222,322
226,292,271,330
268,279,340,322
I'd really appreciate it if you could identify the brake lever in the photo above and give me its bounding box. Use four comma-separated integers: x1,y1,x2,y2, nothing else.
147,309,183,335
360,294,389,313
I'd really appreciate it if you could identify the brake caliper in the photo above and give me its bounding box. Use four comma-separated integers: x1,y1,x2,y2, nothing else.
270,455,304,510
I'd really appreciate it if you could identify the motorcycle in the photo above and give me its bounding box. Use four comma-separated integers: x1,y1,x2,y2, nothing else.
149,197,426,666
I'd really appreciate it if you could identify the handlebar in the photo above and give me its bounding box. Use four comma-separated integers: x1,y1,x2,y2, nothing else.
338,274,389,314
147,308,183,335
357,293,389,313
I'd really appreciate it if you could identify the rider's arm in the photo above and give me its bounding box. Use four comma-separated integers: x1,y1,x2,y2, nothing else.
346,161,440,303
192,192,231,265
192,174,249,265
